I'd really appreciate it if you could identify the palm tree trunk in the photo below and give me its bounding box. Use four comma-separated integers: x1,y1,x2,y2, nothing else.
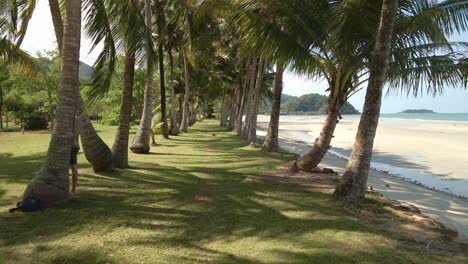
227,86,239,131
243,58,258,137
130,0,156,153
47,87,54,131
48,0,63,56
49,0,112,171
78,96,113,172
334,0,398,201
0,85,3,130
158,42,169,139
262,64,284,152
219,89,225,127
168,48,179,135
23,0,82,207
291,106,340,171
112,51,135,167
180,53,190,132
236,59,251,135
248,60,265,143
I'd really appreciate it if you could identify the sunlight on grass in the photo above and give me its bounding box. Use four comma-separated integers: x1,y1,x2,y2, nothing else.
0,120,467,263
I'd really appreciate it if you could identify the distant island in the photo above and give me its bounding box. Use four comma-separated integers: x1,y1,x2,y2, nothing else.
399,109,436,114
279,93,360,115
259,93,360,115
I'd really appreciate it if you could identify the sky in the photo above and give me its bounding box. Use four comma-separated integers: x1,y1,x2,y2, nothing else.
22,0,468,114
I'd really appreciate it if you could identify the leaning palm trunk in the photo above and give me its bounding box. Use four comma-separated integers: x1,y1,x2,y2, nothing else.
290,105,341,171
112,51,135,167
262,64,284,152
335,0,398,201
78,96,113,172
168,49,179,135
23,0,82,207
130,0,156,153
180,53,190,132
49,0,112,171
248,61,265,143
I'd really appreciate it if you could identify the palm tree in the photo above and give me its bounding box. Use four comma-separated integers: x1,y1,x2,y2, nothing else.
155,0,170,139
262,63,284,152
49,0,113,172
86,0,152,166
23,0,82,206
167,45,180,135
130,0,158,153
230,0,468,171
112,50,136,166
180,51,190,132
334,0,398,201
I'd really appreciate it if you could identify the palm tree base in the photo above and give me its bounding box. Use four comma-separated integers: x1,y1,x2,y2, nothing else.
23,173,69,208
130,143,150,154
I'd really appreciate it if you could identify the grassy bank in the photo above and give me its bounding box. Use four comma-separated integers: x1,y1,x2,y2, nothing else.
0,120,466,263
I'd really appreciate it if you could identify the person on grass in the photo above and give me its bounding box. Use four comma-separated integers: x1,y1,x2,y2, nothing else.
70,114,80,195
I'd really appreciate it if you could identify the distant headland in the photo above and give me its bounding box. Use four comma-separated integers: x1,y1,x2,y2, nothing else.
399,109,436,114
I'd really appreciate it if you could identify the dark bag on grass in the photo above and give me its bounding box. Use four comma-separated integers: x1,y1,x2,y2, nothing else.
9,197,41,213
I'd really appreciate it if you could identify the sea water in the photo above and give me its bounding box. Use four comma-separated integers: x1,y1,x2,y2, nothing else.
380,113,468,122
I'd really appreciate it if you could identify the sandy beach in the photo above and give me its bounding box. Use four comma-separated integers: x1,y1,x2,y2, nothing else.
257,114,468,242
258,115,468,198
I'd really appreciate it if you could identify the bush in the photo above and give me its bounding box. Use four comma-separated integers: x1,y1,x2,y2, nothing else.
24,112,48,130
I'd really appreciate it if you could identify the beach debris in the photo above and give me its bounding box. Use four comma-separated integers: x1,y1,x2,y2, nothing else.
384,200,421,214
384,182,391,188
323,168,338,175
366,186,383,196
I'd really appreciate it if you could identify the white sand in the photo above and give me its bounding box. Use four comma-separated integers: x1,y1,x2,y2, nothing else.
257,115,468,242
258,115,468,198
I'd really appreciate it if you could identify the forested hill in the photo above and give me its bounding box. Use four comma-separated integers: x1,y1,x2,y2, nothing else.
281,93,360,114
79,62,93,80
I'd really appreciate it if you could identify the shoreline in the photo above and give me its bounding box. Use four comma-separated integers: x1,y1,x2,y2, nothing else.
324,139,468,201
258,114,468,198
257,130,468,242
257,125,468,242
278,128,468,200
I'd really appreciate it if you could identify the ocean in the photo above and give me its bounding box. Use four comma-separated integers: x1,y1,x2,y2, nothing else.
380,113,468,122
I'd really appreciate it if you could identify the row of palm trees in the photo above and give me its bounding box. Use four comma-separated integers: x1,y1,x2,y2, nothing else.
218,0,467,200
1,0,467,206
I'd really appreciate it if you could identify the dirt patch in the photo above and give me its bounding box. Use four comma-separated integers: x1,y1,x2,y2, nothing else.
265,167,468,253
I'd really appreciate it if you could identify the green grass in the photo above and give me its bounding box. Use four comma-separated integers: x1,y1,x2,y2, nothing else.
0,120,466,263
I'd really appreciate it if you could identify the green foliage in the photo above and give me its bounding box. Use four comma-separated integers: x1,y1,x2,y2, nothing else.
1,51,60,129
82,56,147,125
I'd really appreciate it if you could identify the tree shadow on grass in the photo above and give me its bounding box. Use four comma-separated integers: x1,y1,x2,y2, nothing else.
1,121,461,263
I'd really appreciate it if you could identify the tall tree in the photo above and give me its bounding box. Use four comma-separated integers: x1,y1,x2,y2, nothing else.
168,47,180,135
50,0,113,172
180,51,190,132
131,0,158,153
262,63,284,152
112,50,136,166
22,0,82,206
334,0,398,201
155,0,170,139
